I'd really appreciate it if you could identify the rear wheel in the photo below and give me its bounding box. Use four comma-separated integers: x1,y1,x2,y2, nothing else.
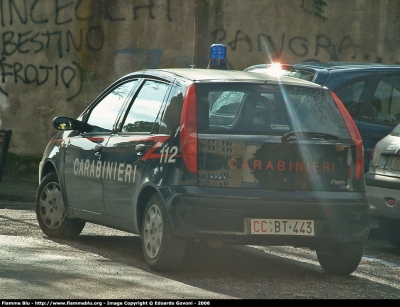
36,171,85,239
142,193,187,271
316,242,364,275
379,218,400,248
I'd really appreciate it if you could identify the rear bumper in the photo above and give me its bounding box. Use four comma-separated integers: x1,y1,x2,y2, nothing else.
365,173,400,220
163,187,370,247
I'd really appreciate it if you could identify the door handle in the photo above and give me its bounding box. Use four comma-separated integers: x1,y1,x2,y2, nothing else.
94,144,103,156
135,144,145,155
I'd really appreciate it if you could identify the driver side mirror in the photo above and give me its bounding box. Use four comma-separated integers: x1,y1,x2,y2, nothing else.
52,117,82,131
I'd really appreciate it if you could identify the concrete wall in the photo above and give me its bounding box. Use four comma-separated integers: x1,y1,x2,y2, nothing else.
1,0,400,157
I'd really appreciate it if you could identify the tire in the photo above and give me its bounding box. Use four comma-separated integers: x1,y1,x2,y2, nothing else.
142,193,187,271
316,242,364,275
36,171,85,239
379,218,400,248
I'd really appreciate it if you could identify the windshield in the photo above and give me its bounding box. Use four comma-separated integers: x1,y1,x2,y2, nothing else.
196,83,350,139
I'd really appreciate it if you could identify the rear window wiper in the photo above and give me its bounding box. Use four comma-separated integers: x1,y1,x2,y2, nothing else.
281,130,339,143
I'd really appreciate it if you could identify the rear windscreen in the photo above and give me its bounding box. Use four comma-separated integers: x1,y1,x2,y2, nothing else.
196,83,350,139
283,69,314,82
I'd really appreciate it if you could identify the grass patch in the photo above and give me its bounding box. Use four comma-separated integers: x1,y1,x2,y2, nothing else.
2,153,41,182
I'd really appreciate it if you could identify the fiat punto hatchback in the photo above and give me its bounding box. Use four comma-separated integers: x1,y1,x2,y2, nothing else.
36,68,370,275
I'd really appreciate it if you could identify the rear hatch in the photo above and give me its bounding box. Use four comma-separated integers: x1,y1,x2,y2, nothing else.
195,82,364,191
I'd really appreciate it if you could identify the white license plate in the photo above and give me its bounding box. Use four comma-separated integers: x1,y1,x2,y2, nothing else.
250,219,314,236
384,156,400,171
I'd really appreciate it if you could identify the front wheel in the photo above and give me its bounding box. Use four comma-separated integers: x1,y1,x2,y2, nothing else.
316,242,365,275
141,194,187,271
36,171,85,239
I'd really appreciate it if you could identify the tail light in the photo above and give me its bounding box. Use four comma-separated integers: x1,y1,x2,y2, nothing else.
331,92,363,179
371,145,376,161
180,85,198,173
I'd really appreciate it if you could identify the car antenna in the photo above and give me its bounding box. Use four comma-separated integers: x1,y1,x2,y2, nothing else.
190,16,195,68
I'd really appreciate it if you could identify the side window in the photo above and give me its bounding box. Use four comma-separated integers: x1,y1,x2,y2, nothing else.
369,75,400,123
121,80,170,133
84,80,138,133
335,79,368,116
159,83,184,135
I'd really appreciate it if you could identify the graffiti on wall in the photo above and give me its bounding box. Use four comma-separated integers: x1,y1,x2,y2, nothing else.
113,30,365,80
0,0,173,101
0,0,383,101
210,29,365,64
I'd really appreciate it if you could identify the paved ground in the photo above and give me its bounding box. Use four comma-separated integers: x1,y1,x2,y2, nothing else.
0,206,398,299
0,207,236,299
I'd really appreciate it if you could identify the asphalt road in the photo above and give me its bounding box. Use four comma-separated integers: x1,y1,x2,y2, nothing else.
1,201,400,300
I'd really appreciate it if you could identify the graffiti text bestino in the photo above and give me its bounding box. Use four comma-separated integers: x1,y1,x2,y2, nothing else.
0,0,172,100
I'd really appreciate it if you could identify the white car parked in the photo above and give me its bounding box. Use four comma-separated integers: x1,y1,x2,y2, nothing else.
366,123,400,248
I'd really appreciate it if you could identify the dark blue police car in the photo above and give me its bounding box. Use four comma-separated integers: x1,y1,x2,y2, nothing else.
36,67,370,275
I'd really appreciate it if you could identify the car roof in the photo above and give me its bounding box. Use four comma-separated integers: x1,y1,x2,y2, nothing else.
246,62,400,72
245,62,400,89
291,62,400,71
126,68,325,88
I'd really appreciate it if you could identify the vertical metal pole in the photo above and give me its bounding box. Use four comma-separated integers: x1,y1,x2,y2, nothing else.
0,130,12,181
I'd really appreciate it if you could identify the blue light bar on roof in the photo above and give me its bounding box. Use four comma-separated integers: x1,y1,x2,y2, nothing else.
207,44,227,70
